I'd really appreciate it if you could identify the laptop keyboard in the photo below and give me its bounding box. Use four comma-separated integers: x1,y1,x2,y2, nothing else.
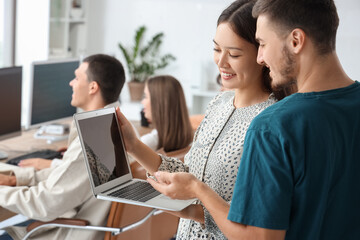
109,181,161,202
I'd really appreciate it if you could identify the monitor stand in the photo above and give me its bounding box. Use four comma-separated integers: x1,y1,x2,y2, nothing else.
0,150,8,160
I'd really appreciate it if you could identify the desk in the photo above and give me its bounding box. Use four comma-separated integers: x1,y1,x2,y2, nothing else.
0,128,69,162
0,119,153,222
0,119,152,161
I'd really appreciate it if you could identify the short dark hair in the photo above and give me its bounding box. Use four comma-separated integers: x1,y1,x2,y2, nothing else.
218,0,272,95
83,54,125,104
253,0,339,55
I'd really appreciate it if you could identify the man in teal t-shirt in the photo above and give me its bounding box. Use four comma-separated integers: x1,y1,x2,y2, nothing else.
147,0,360,239
225,0,360,239
228,83,360,239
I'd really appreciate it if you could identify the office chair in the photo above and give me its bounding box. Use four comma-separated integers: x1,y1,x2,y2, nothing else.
24,208,162,240
24,146,191,240
156,145,191,162
23,159,166,240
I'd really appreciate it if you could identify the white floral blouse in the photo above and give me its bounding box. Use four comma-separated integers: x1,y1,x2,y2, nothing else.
158,90,277,239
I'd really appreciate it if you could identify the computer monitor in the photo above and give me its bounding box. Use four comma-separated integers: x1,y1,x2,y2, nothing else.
27,59,79,129
0,66,22,159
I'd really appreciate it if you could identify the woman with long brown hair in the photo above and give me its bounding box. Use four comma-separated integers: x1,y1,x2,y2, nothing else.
141,75,193,153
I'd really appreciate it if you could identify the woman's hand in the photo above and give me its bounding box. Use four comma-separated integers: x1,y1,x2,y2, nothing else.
116,107,162,173
18,158,52,170
148,171,200,200
115,107,139,153
148,172,204,223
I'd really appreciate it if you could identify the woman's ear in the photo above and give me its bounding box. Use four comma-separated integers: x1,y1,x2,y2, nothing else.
290,28,306,54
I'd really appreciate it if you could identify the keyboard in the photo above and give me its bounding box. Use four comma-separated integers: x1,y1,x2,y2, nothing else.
109,181,161,202
6,149,63,166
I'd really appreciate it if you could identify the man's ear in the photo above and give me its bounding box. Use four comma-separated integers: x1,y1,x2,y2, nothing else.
289,28,306,54
89,81,99,95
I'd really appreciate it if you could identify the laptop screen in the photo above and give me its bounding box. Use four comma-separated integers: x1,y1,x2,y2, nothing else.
77,113,130,187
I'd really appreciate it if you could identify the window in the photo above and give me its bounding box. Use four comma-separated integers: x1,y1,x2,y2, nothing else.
0,0,15,67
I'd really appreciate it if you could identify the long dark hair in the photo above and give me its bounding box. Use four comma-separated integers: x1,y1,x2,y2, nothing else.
218,0,296,99
147,75,193,152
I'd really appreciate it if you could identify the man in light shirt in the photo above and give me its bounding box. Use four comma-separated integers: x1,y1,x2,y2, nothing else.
0,54,130,240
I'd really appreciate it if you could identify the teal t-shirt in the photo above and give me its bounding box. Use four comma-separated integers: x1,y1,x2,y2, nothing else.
228,82,360,239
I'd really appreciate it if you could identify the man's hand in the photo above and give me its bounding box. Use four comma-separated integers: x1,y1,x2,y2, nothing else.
147,171,200,200
18,158,52,170
0,173,16,186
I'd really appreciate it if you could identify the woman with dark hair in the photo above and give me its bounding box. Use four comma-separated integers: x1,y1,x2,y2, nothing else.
116,0,293,239
141,75,193,153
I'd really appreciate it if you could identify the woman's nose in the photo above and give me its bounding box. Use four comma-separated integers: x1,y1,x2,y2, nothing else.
217,53,228,68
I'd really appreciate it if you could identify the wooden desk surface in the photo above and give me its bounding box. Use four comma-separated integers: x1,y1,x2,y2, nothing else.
0,118,152,222
0,129,69,162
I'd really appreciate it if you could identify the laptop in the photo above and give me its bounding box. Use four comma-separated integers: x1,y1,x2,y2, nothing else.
74,107,196,211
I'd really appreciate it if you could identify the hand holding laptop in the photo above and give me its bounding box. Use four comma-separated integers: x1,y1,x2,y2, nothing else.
148,171,199,200
148,171,206,223
115,107,163,175
115,107,139,153
74,107,195,211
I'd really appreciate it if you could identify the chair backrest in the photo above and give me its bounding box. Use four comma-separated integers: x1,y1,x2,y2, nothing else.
156,145,191,162
189,114,204,132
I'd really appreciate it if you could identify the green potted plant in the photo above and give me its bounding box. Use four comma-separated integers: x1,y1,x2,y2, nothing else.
118,25,176,101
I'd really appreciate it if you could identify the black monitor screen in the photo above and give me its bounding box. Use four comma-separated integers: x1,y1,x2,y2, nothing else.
31,59,79,126
0,67,22,141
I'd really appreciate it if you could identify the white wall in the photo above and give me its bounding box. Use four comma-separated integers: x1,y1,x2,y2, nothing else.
16,0,50,127
86,0,234,108
335,0,360,80
86,0,360,109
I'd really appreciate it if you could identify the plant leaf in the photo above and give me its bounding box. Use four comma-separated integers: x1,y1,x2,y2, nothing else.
140,32,163,57
133,26,146,59
118,43,133,73
118,26,176,82
156,54,176,69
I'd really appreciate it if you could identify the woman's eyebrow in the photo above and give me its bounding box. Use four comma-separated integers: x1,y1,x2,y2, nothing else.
213,40,243,51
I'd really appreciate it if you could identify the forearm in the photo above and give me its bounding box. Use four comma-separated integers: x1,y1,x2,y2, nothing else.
149,171,286,240
128,139,162,174
8,176,16,186
0,175,16,186
193,181,249,240
193,181,286,240
166,204,205,224
0,159,91,220
0,162,36,186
